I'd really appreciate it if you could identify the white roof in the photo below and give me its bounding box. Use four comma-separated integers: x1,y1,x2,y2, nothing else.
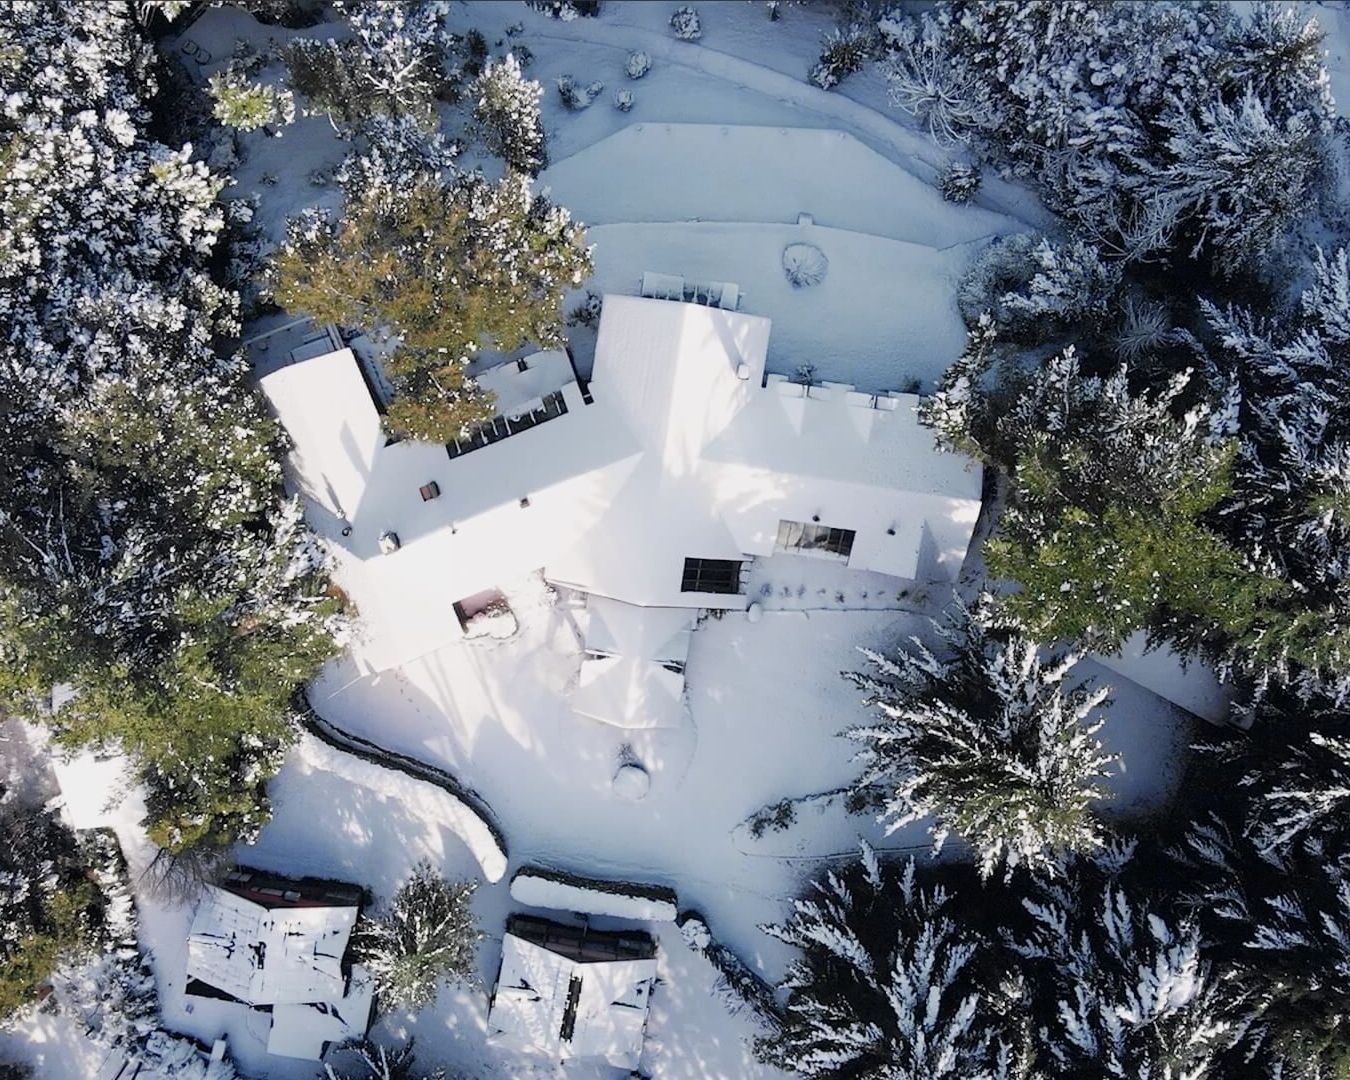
262,350,642,670
265,966,374,1060
266,300,982,669
185,887,356,1008
572,598,693,730
488,933,657,1070
546,295,983,606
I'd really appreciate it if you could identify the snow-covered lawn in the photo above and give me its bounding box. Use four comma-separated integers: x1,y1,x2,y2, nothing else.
574,220,980,391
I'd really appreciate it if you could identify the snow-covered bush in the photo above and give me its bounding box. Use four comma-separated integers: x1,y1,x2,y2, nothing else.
473,53,547,175
352,861,482,1011
670,6,702,41
809,23,874,90
567,291,603,327
882,15,987,145
782,243,828,288
555,75,604,110
939,160,981,203
846,600,1118,880
525,0,600,18
678,912,780,1021
625,50,651,79
613,89,633,112
759,849,1013,1075
207,68,295,133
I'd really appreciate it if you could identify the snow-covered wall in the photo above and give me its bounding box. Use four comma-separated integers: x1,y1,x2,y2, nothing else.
510,866,678,921
295,698,509,883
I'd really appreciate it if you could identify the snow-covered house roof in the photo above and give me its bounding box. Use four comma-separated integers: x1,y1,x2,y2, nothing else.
261,348,641,670
264,297,982,672
184,873,370,1061
487,922,658,1070
573,597,693,730
546,294,983,605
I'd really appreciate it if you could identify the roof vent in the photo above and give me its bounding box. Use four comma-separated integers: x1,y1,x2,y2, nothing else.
736,362,752,380
379,532,401,554
419,481,441,502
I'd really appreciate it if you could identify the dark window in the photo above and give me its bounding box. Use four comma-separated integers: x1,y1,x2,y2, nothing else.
775,520,856,559
681,557,743,594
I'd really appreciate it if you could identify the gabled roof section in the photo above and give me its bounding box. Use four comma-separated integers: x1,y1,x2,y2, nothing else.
185,885,358,1008
259,347,382,520
591,294,770,469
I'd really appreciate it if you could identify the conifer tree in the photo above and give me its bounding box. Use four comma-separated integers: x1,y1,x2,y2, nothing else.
758,847,1017,1078
1010,843,1243,1077
473,53,548,175
846,601,1117,880
352,862,482,1011
207,68,295,132
0,1,338,857
272,169,590,442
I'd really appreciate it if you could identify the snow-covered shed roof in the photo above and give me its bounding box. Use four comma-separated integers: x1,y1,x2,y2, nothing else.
186,886,357,1008
185,880,371,1061
572,597,693,730
488,932,657,1070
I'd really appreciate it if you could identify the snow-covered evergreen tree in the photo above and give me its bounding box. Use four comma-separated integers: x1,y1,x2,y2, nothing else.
324,1039,444,1080
759,848,1016,1077
271,166,590,442
1172,816,1350,1076
472,53,547,175
941,338,1269,652
0,0,338,856
1192,254,1350,694
1010,842,1243,1077
207,67,295,133
846,601,1117,880
285,0,447,133
881,1,1334,271
352,862,482,1011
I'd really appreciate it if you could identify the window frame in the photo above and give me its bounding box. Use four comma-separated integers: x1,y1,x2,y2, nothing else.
680,557,744,595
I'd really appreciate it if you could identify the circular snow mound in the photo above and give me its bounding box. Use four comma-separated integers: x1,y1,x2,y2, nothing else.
746,601,764,623
613,762,651,801
782,243,828,288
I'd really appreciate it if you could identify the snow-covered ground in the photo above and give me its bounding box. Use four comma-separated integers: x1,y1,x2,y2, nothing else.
2,2,1216,1077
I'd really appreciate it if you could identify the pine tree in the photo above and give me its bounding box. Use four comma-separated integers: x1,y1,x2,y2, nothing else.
0,797,99,1018
881,1,1333,271
1010,843,1243,1077
472,53,547,176
207,68,295,133
285,0,447,134
758,848,1015,1078
1172,816,1350,1076
0,1,338,856
351,861,482,1011
846,600,1118,880
969,346,1275,652
271,168,590,442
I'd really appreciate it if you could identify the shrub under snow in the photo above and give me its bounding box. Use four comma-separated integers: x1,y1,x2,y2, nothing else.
670,6,702,41
625,50,651,79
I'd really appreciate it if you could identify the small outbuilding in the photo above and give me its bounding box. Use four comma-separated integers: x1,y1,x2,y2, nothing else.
487,915,658,1071
184,868,372,1061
